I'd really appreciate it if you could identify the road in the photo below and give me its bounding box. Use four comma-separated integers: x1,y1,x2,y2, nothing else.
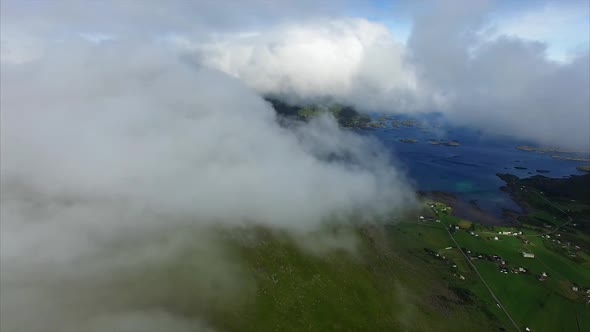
414,187,577,332
401,219,521,331
445,227,522,332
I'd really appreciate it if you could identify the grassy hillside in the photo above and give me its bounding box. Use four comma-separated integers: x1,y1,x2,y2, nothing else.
199,184,590,332
133,174,590,332
203,224,508,332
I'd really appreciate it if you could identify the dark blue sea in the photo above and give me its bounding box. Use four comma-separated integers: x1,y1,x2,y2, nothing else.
362,113,589,221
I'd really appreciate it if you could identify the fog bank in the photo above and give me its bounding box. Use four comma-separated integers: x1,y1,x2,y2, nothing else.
0,42,415,331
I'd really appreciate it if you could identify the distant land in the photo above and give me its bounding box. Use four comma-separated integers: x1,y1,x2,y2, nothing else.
516,145,590,162
429,139,460,146
516,145,582,154
265,97,371,128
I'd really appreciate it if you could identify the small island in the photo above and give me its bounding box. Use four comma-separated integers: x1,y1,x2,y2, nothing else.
399,138,418,143
516,145,590,162
552,155,590,162
577,166,590,173
429,140,460,146
516,145,580,153
392,119,417,128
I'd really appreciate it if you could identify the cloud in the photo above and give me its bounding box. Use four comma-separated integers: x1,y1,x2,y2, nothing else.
2,1,587,150
1,1,588,330
193,19,425,111
0,41,415,331
192,3,589,150
407,0,590,150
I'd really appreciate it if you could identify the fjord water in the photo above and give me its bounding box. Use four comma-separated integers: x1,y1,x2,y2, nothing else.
362,113,588,222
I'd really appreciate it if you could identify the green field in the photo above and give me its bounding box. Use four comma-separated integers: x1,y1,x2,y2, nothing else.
120,176,590,332
197,224,507,332
173,190,589,332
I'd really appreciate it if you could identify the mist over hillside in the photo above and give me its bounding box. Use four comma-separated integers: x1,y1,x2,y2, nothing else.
1,1,589,331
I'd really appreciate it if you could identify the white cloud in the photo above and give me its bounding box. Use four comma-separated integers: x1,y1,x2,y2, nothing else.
407,0,590,150
194,19,425,111
0,41,416,331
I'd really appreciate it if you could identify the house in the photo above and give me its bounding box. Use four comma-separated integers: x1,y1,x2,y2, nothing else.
572,286,579,292
522,252,535,258
494,236,499,240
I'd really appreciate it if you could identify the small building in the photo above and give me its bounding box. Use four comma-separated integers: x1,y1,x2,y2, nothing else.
572,286,579,292
494,236,499,241
522,252,535,258
537,272,548,281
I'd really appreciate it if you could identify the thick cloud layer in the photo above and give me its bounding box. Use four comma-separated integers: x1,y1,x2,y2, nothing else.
195,19,424,111
197,13,589,150
2,0,588,149
1,43,413,229
407,0,590,150
0,42,415,331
